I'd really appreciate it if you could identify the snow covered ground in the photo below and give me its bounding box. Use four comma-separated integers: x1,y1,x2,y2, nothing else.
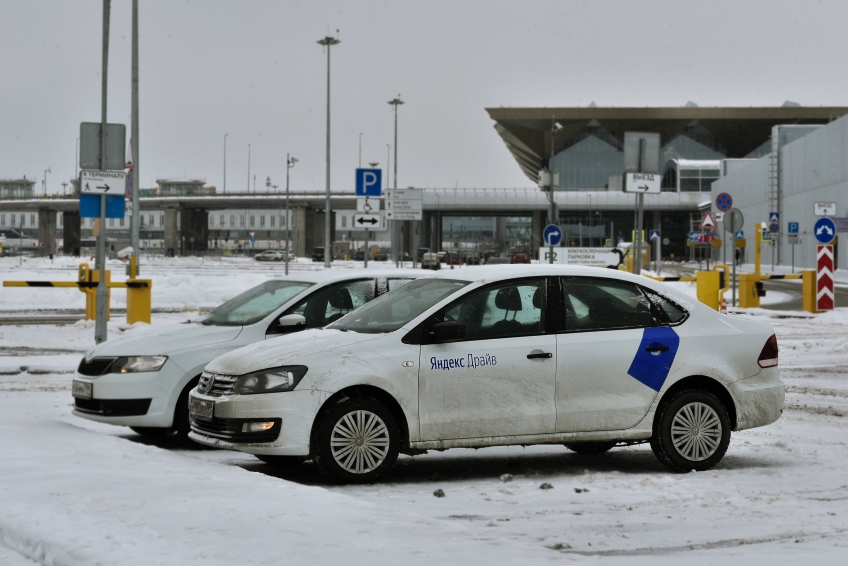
1,258,848,564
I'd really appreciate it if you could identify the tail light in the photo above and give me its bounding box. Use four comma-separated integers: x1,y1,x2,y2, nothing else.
757,334,778,368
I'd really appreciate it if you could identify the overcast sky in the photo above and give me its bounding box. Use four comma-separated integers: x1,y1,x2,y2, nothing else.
2,0,847,195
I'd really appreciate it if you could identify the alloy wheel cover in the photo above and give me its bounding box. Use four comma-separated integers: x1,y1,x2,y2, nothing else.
670,402,722,461
330,410,390,474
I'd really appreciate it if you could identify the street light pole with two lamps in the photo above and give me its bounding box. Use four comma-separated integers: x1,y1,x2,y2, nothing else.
317,34,340,268
286,154,298,275
388,95,404,265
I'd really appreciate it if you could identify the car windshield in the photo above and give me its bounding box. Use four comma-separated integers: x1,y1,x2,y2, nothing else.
200,280,314,326
328,278,468,334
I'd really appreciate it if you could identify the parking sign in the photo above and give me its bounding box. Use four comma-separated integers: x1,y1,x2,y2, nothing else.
355,168,382,197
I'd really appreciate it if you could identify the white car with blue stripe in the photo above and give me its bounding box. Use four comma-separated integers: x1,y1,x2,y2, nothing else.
188,265,784,482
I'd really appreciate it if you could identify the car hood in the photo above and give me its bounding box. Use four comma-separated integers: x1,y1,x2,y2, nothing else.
87,323,244,358
205,328,381,376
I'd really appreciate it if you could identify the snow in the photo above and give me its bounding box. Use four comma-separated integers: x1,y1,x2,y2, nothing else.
2,257,848,563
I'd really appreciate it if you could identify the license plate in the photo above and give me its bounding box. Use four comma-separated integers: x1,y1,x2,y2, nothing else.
72,380,92,399
189,397,214,420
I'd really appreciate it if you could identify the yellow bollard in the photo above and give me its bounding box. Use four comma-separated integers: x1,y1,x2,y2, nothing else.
126,280,152,324
696,270,721,311
802,269,819,313
738,273,761,308
77,263,97,321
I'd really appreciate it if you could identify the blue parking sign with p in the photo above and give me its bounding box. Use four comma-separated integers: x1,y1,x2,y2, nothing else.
355,168,382,197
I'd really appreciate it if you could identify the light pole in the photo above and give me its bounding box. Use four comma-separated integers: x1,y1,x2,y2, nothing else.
318,34,340,268
223,133,228,193
388,95,404,265
265,175,270,194
285,154,298,275
247,143,251,193
75,137,80,179
43,167,51,195
61,182,68,196
365,161,380,268
359,133,363,168
386,144,390,191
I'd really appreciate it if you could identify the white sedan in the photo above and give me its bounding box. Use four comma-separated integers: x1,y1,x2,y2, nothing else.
189,265,784,482
72,270,422,441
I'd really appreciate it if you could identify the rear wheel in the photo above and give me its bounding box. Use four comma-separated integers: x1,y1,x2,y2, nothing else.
651,389,730,472
564,441,616,454
313,397,399,483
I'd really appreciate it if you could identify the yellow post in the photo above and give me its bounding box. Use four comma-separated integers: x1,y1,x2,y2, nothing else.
696,270,721,310
802,269,819,313
129,255,137,279
738,273,761,308
754,224,763,276
625,256,634,273
126,280,152,324
713,264,730,306
77,263,97,321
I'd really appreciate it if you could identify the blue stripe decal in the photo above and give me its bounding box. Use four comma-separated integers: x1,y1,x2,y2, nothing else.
627,326,680,392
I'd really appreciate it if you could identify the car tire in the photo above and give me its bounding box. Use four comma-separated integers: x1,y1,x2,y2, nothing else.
650,389,731,472
313,397,400,483
255,454,307,467
563,441,616,454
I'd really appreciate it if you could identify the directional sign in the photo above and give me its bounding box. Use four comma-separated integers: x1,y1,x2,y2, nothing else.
353,213,386,231
834,217,848,233
624,172,661,194
543,224,563,247
649,229,660,241
787,234,800,245
735,231,744,239
715,192,733,212
385,189,423,221
814,202,836,217
355,168,382,197
699,212,717,230
714,211,724,222
768,211,780,233
356,198,380,213
817,245,835,311
79,194,125,219
788,222,799,234
814,217,836,244
80,170,126,194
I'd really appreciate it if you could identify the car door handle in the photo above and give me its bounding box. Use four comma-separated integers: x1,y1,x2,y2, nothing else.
645,345,670,353
527,352,552,359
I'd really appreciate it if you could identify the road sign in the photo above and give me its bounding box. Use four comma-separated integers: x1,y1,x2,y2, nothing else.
716,193,733,212
624,172,661,194
787,234,800,244
714,211,724,222
788,222,799,234
79,194,125,219
540,247,621,266
385,189,423,221
761,230,773,242
543,224,563,246
700,212,717,230
814,202,836,217
80,170,126,194
353,213,386,231
817,245,835,311
768,211,780,233
79,122,126,171
355,168,382,197
814,217,836,244
649,229,660,241
735,230,744,239
356,198,380,213
723,209,744,234
250,237,256,243
834,217,848,232
623,132,661,174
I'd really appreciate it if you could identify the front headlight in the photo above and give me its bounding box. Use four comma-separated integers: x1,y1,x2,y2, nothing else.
111,356,168,373
233,366,308,395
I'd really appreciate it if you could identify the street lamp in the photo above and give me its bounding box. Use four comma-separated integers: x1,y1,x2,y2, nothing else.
43,166,51,196
285,154,298,275
247,143,251,193
359,133,363,168
223,133,228,193
265,175,271,193
318,34,340,269
388,95,404,265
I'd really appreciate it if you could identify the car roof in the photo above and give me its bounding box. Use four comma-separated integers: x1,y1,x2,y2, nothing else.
425,264,652,285
265,268,427,285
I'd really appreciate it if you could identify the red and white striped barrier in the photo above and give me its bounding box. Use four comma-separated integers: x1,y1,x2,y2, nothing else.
817,245,834,311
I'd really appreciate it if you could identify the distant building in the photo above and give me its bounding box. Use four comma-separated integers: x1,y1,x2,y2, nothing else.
0,177,36,199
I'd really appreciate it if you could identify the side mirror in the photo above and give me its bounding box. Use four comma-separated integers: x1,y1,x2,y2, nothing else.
277,314,306,332
430,321,465,343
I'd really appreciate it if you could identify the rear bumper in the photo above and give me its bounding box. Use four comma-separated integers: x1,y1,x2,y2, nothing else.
729,367,784,430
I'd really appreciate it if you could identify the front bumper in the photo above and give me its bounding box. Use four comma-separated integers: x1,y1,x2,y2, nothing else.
71,361,187,428
729,367,785,430
187,388,326,456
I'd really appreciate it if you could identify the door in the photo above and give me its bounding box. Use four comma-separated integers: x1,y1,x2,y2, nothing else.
555,276,679,432
419,278,557,440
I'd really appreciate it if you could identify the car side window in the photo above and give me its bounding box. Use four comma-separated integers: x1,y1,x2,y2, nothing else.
386,278,414,292
437,278,546,341
643,288,689,325
268,279,376,334
562,277,653,333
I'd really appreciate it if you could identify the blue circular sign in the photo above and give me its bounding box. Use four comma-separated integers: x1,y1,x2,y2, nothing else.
814,217,836,244
543,224,563,246
716,192,733,212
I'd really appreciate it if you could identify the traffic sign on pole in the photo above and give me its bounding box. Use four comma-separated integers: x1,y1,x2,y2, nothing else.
768,211,780,233
356,198,380,212
353,213,386,231
355,168,382,197
715,192,733,212
788,222,799,234
543,224,563,247
649,229,660,241
385,189,423,221
624,172,661,194
817,245,835,311
814,217,836,244
814,202,836,217
699,212,717,230
80,170,126,194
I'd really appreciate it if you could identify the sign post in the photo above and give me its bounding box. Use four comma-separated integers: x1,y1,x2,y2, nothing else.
723,208,744,307
622,132,661,275
788,222,799,273
814,217,836,311
543,224,563,264
355,168,383,269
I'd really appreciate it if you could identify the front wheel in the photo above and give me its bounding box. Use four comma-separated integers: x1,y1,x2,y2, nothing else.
650,390,731,472
313,397,399,483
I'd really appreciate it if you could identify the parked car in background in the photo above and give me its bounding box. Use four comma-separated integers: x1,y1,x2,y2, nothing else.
374,251,388,261
421,253,441,270
511,252,531,264
71,270,425,443
485,257,510,265
443,251,462,265
255,250,285,262
462,251,482,265
353,251,366,261
416,247,430,261
311,247,325,262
